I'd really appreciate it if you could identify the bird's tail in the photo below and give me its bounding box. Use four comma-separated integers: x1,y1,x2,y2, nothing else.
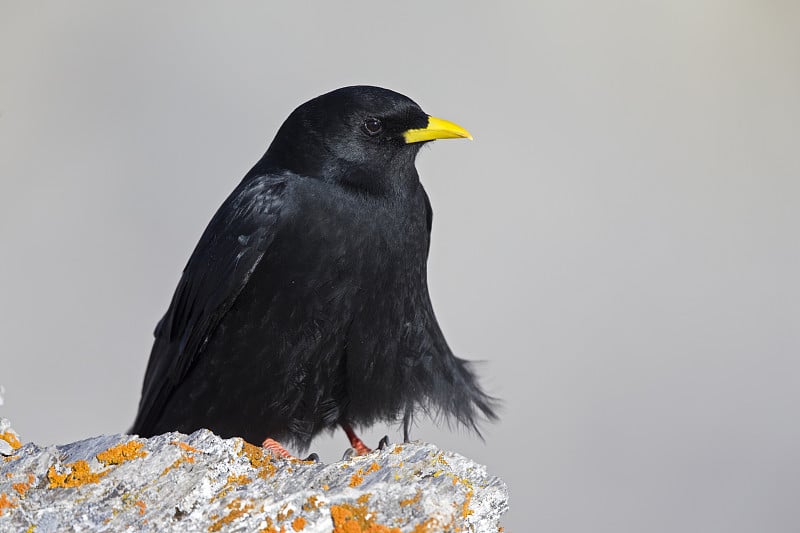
404,343,499,441
435,354,500,437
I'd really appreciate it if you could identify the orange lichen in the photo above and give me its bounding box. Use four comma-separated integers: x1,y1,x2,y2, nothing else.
275,503,294,522
391,445,403,454
260,516,287,533
159,439,202,476
330,498,401,533
399,489,421,507
241,442,265,465
260,516,274,533
349,472,364,487
460,489,474,519
302,495,321,511
291,516,307,531
0,492,18,516
47,460,107,488
4,473,12,478
12,473,35,497
96,440,147,466
0,431,21,450
230,474,252,485
214,474,253,501
135,500,146,515
171,440,202,454
208,498,254,532
356,494,371,505
160,454,195,476
436,453,449,466
349,461,381,488
441,474,475,528
322,484,329,491
241,442,277,479
410,518,439,533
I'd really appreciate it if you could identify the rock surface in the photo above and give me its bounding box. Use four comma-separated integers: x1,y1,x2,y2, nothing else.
0,418,508,532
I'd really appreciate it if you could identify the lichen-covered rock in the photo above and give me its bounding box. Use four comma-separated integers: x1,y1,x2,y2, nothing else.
0,418,508,532
0,419,21,457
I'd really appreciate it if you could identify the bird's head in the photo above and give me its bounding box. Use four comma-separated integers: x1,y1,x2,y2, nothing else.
260,86,472,195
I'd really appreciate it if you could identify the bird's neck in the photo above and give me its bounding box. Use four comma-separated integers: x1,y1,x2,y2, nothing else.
325,158,420,199
248,152,420,200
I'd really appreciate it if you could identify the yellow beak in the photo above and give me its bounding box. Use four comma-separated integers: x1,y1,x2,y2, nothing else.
403,115,474,144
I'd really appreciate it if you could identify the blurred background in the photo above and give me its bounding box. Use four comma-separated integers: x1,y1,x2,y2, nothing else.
1,1,799,531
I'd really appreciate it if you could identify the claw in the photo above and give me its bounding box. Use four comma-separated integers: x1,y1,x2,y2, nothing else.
378,435,390,450
305,453,320,463
341,447,355,461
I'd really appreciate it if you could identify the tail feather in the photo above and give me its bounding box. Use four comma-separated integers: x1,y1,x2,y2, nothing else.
408,350,500,439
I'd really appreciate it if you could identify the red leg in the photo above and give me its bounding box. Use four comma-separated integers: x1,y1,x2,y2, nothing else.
261,437,293,459
342,423,372,456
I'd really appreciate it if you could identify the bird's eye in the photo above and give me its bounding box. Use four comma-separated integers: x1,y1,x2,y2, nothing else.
362,117,383,136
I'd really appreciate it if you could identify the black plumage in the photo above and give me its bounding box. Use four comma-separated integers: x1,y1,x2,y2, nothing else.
131,86,497,451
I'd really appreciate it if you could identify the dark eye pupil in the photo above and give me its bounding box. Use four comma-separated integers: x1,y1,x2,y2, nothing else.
363,118,382,135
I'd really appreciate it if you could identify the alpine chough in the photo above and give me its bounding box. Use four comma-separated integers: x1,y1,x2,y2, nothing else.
131,86,497,456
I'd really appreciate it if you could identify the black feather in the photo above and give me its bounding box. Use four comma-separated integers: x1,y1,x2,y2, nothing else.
131,86,498,450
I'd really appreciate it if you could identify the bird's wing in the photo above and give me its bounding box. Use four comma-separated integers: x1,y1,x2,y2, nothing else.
132,175,288,433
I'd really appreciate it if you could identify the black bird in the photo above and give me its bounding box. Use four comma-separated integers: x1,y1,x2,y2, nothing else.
131,86,497,456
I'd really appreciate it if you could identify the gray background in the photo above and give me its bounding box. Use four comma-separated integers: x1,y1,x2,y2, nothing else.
1,1,798,531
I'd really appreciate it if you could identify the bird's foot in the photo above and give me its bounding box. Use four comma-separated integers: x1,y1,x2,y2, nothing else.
340,423,393,457
350,436,372,456
261,438,293,459
341,423,373,456
341,435,391,460
261,438,319,462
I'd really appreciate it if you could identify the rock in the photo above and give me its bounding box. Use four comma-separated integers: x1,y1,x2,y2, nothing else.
0,419,21,457
0,418,508,532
